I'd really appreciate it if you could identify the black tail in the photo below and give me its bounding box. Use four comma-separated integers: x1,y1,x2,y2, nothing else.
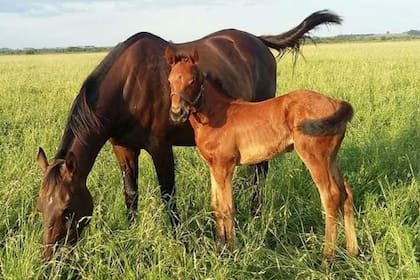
298,101,354,136
258,10,341,55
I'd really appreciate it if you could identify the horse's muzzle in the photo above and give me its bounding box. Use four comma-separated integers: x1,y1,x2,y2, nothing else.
170,107,189,123
42,235,77,261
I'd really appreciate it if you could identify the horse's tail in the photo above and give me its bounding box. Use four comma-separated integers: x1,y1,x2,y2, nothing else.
258,10,341,55
298,101,354,136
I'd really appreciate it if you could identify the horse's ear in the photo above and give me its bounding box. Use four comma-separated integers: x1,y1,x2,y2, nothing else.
165,46,177,65
37,147,49,173
65,152,77,176
190,48,199,64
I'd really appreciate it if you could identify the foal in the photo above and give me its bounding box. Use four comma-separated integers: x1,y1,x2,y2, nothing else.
165,47,358,264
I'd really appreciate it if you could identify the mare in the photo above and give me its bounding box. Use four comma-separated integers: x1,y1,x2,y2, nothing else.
36,10,341,260
165,48,358,265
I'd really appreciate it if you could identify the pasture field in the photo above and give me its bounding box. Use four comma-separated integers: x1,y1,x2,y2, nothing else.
0,40,419,279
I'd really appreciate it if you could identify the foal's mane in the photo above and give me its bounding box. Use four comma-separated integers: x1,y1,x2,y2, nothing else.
55,32,155,159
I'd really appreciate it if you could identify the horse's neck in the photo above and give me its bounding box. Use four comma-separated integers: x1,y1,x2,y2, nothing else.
55,130,108,180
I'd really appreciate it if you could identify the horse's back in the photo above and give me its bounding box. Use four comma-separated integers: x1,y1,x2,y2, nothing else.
92,29,277,148
176,29,276,101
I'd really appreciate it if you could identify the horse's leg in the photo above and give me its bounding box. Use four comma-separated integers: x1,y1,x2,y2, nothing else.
209,163,235,250
149,143,180,227
249,161,268,216
112,144,140,224
330,159,358,256
294,137,344,266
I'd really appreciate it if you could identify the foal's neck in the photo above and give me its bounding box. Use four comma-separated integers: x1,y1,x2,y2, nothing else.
191,78,234,125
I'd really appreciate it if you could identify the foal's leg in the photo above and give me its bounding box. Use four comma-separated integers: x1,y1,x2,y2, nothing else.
294,137,343,265
209,163,235,250
343,181,358,256
331,160,358,256
249,161,269,216
112,145,140,224
149,143,180,227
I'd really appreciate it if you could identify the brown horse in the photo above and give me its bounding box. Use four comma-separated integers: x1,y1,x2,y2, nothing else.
165,48,358,265
36,10,341,260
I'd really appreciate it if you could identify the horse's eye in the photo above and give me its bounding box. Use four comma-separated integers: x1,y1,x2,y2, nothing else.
188,80,195,85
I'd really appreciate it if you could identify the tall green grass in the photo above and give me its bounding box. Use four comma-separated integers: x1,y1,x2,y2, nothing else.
0,41,419,279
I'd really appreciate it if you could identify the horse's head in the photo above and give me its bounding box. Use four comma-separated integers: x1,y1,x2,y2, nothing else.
165,47,204,123
36,147,93,260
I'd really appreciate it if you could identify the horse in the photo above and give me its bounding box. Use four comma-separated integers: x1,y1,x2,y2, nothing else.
165,47,358,265
36,10,341,260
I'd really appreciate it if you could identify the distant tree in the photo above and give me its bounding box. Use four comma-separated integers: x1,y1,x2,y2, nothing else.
24,48,36,55
406,29,420,36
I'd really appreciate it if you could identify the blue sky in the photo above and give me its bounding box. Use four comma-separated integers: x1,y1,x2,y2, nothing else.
0,0,418,49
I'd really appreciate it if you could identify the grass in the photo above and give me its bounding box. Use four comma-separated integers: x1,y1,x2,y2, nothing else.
0,40,419,279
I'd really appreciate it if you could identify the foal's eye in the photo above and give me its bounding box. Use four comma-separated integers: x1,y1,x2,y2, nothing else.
188,80,195,86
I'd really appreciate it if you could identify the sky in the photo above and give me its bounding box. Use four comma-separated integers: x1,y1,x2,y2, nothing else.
0,0,418,49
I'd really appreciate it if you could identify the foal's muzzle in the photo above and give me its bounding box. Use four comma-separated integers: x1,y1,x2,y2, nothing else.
170,105,189,123
169,88,203,124
170,92,193,123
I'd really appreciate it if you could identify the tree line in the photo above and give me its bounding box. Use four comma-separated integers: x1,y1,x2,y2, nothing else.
0,46,111,55
2,30,419,55
314,30,420,43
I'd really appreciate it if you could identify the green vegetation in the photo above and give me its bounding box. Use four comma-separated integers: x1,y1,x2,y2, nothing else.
0,41,419,279
0,46,111,55
314,32,420,44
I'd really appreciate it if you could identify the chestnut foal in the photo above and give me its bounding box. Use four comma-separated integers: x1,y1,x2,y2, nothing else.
165,47,358,264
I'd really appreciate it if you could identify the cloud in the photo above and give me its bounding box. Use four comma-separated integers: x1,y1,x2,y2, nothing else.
0,0,228,17
0,1,119,16
0,0,348,49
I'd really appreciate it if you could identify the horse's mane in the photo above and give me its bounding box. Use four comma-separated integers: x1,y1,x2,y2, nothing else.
55,32,155,159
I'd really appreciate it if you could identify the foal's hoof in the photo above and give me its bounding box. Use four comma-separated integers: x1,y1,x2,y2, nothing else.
320,254,333,269
348,246,359,257
217,246,234,258
321,260,330,269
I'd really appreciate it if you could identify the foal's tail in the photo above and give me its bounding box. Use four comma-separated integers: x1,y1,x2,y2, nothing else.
258,10,341,55
298,101,354,136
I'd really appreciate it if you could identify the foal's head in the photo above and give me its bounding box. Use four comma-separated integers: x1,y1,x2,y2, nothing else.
165,47,204,123
36,148,93,260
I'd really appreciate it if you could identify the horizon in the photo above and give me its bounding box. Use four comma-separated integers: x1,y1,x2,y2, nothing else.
3,30,419,51
0,0,419,49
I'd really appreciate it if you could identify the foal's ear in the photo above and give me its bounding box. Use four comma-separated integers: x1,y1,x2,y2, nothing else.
65,152,78,176
190,48,199,64
165,46,177,65
37,147,49,173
